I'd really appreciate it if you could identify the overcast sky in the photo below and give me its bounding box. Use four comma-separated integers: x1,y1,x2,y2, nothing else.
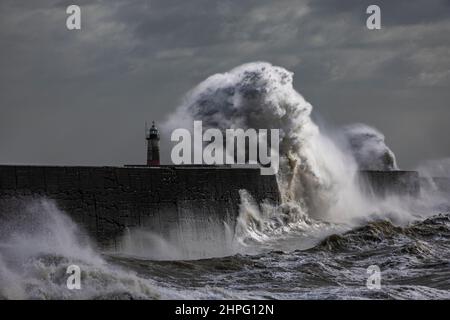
1,0,449,169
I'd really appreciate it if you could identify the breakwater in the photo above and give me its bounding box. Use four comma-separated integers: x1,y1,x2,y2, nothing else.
0,166,424,248
0,165,280,248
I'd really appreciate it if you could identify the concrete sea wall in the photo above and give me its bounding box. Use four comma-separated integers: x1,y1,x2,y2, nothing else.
0,165,280,248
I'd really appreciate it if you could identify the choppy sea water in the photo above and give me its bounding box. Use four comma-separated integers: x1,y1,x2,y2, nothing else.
0,199,449,300
107,213,450,300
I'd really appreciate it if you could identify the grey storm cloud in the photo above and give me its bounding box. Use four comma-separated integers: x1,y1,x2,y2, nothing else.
0,0,449,168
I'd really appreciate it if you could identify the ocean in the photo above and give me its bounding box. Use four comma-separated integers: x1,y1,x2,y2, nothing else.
0,195,449,300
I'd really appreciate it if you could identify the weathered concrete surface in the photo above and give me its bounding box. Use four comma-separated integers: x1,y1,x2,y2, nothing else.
359,170,420,197
0,165,280,248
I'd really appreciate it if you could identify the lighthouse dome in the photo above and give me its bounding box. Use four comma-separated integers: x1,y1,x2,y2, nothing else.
148,121,160,139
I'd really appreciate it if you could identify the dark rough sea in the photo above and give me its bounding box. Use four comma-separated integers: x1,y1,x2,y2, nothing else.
0,197,449,300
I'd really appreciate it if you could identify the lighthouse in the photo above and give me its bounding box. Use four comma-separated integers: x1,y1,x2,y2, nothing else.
146,121,160,166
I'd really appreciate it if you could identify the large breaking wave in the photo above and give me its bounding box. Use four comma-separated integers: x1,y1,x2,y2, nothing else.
166,63,416,224
162,62,450,254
